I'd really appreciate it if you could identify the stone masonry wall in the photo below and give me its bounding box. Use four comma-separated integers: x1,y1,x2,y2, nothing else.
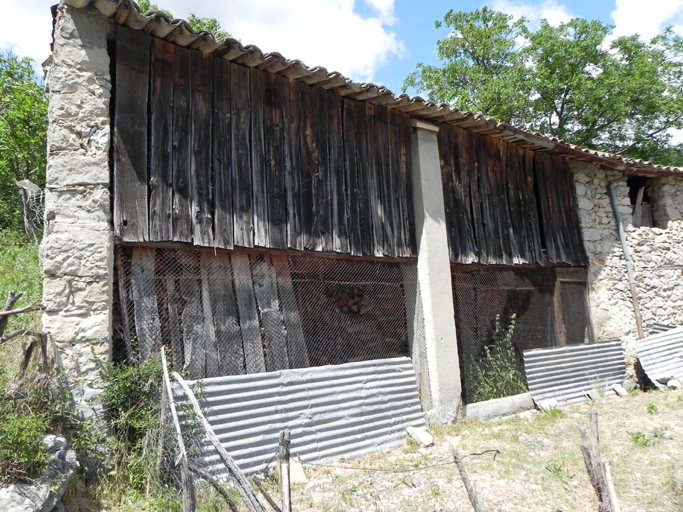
572,161,683,377
41,4,113,419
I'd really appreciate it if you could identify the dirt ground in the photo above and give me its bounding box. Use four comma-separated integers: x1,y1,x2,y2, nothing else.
288,388,683,512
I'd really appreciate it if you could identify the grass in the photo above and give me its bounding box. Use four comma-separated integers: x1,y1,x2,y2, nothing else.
292,388,683,512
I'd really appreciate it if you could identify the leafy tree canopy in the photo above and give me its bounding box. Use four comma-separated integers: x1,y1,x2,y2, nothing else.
404,7,683,165
137,0,232,40
0,52,47,233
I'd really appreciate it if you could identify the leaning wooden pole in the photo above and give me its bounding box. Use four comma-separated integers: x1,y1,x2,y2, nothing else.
160,349,195,512
579,408,616,512
451,446,487,512
172,372,268,512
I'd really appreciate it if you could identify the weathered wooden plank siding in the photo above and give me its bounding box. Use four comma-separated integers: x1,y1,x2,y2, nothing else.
113,34,415,258
113,26,150,241
438,124,587,266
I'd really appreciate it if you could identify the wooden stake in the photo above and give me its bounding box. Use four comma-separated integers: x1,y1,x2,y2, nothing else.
451,445,487,512
279,430,292,512
188,462,240,512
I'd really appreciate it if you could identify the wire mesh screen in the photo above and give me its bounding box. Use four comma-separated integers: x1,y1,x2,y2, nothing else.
452,268,558,404
560,281,590,345
114,246,420,380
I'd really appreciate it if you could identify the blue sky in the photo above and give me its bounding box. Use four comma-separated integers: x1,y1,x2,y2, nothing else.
3,0,683,96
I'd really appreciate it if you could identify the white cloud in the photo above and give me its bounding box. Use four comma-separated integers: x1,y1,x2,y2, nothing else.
152,0,404,83
487,0,574,28
611,0,683,40
2,0,54,66
2,0,405,83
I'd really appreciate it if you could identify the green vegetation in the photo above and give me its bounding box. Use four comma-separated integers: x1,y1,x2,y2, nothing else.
137,1,232,40
404,7,683,165
0,52,47,234
464,314,528,403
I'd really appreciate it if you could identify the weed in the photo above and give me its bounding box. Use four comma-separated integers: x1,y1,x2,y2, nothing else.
647,402,658,414
542,407,566,420
430,482,443,496
629,431,653,447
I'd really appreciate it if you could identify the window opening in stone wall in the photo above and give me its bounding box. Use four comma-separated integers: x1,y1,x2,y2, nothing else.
113,246,417,379
452,267,592,404
627,175,653,227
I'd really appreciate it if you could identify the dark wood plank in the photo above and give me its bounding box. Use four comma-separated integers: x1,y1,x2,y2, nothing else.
395,111,413,257
284,78,304,251
200,252,220,377
328,91,348,254
176,250,205,378
172,45,193,242
522,147,544,264
230,63,253,248
355,100,374,256
439,124,459,263
250,67,268,248
505,143,531,263
283,80,302,251
485,137,513,264
204,252,244,375
213,58,234,249
149,38,174,241
264,73,287,249
374,106,394,256
130,248,161,362
298,82,320,251
231,252,265,373
251,255,289,372
342,99,362,256
271,255,309,369
475,134,497,263
315,87,332,252
114,27,150,242
457,127,481,263
190,50,214,247
365,103,384,256
385,107,400,257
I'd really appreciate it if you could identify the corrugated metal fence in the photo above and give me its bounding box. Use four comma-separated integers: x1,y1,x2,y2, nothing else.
172,357,426,476
523,341,625,405
634,326,683,388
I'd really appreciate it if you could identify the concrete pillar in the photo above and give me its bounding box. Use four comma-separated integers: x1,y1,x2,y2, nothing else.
409,119,462,425
41,3,113,420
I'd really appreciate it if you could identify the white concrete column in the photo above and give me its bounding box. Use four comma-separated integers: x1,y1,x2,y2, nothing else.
409,119,461,425
41,3,113,420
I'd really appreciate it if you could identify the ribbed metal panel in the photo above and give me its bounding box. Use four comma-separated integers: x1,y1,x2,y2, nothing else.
523,342,625,406
172,357,426,476
634,326,683,389
651,323,677,335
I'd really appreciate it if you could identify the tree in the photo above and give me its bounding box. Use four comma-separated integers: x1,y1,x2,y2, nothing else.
137,0,232,40
0,52,47,233
404,8,683,165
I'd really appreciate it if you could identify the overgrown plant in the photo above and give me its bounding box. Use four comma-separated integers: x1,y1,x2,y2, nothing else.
468,314,528,403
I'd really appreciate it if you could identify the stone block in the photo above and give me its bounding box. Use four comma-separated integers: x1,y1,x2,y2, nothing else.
49,92,109,125
44,187,110,224
43,310,111,345
41,225,112,278
43,276,110,313
583,228,602,241
46,154,109,187
54,6,109,74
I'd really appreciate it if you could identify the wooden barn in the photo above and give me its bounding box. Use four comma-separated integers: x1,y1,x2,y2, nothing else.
44,0,683,421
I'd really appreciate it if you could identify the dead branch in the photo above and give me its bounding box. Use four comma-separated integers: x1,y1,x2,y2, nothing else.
252,476,283,512
0,291,24,337
0,303,44,318
451,445,487,512
0,329,32,345
188,463,240,512
579,408,616,512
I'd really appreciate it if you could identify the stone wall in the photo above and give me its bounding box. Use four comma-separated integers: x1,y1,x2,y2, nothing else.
573,161,683,376
41,4,112,419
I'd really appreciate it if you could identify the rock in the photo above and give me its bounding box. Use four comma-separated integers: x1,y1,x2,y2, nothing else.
667,379,682,389
656,376,675,385
585,389,602,402
535,399,559,411
612,383,629,397
289,457,308,484
0,436,79,512
622,379,637,391
406,426,434,447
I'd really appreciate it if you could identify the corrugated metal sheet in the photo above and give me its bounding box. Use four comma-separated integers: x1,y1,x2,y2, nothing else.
650,323,677,335
62,0,683,177
523,342,625,406
634,326,683,389
172,357,426,476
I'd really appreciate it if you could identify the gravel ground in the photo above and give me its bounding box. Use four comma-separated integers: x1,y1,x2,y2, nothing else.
288,388,683,512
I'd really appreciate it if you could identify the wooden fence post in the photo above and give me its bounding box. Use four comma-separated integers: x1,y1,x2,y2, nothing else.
279,430,292,512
